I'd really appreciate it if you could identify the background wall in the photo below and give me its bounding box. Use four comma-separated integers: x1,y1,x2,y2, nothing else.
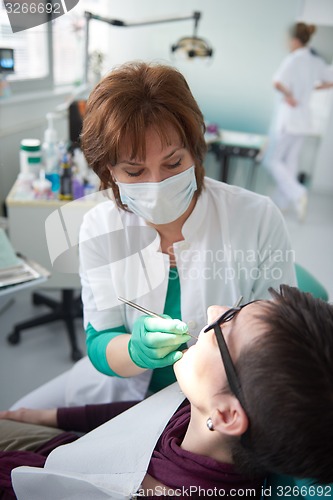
101,0,300,134
80,0,333,193
0,90,71,213
1,0,332,213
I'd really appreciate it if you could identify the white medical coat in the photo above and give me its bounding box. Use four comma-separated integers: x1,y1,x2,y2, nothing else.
80,177,296,341
273,47,333,135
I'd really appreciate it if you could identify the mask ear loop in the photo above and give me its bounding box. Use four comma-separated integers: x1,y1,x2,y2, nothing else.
109,168,118,184
109,169,128,210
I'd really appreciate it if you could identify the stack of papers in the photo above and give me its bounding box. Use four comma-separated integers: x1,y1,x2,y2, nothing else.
0,257,42,287
0,228,50,294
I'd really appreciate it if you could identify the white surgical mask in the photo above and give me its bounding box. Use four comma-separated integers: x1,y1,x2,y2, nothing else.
117,166,197,224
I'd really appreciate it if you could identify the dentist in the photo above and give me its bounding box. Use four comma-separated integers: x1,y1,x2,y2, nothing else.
11,62,296,409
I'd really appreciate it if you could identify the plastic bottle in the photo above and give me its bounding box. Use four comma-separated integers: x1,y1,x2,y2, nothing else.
59,153,73,201
16,172,35,199
20,139,42,177
71,166,85,200
42,113,60,193
32,169,52,200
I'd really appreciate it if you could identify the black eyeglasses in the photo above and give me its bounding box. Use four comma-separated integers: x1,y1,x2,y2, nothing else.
203,297,249,411
204,298,259,448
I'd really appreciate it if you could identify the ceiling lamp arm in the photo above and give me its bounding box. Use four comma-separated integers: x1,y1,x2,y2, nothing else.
193,11,201,38
83,10,203,84
84,11,200,28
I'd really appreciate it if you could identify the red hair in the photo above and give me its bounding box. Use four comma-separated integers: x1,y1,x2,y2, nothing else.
81,61,206,208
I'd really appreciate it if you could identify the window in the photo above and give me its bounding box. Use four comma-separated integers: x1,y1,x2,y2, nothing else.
52,8,84,86
0,3,52,93
0,0,108,93
52,0,109,86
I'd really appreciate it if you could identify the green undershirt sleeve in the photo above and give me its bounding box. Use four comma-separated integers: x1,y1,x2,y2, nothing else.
86,323,127,377
85,268,183,388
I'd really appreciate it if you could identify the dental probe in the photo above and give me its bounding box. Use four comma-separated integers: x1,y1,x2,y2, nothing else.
118,296,198,340
233,296,243,308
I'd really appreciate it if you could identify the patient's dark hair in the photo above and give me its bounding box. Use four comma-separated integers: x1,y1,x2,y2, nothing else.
234,285,333,483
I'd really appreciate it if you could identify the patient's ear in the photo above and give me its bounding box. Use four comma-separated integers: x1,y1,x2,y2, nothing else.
212,397,249,437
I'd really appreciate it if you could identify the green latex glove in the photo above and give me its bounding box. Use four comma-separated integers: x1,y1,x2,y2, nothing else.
128,314,191,369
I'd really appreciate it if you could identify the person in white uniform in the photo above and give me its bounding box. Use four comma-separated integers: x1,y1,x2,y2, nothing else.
11,62,296,411
269,22,333,220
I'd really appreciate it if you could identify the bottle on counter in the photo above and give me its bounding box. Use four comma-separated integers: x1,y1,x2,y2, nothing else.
42,113,60,193
32,169,52,200
20,139,42,178
71,166,85,200
16,171,35,199
16,138,41,199
59,153,73,201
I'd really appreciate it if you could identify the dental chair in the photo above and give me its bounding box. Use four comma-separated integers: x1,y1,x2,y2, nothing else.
264,474,332,500
263,264,330,500
295,263,329,301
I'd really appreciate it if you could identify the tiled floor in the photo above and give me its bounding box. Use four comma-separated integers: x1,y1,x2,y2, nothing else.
0,162,332,410
0,290,86,409
254,163,333,301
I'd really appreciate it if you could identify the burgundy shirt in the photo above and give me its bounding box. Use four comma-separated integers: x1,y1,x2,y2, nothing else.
148,403,263,497
0,401,263,499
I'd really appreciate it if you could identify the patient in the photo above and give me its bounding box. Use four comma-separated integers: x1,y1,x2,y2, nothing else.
1,285,333,498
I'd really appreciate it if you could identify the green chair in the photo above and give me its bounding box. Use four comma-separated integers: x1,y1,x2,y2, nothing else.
263,265,330,499
264,474,332,500
295,263,329,301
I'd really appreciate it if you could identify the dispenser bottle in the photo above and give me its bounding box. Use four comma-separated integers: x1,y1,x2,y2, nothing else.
42,113,60,192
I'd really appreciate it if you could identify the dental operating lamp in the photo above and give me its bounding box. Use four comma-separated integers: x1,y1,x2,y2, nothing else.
83,10,213,84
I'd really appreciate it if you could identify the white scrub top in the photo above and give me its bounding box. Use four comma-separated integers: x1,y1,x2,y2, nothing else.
79,177,296,341
273,47,333,134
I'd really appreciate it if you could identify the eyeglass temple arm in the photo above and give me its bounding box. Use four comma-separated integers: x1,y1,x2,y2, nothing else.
213,325,244,402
